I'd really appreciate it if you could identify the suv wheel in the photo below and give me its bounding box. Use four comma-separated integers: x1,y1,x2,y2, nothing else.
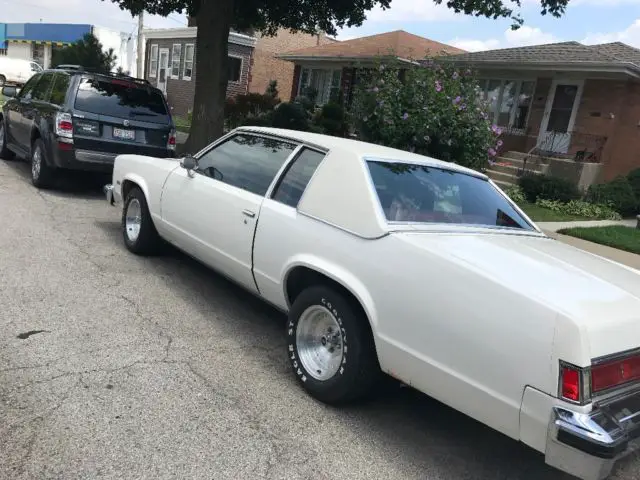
0,75,5,88
0,121,15,160
31,138,56,189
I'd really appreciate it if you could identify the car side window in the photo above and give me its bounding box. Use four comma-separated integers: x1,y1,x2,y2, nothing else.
31,73,55,102
196,134,297,196
17,74,41,100
49,74,70,106
271,148,325,207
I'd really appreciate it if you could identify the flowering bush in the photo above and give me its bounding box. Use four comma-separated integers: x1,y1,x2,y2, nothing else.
351,62,500,171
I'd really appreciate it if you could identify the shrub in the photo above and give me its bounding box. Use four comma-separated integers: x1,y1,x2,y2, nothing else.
270,102,310,131
518,173,581,203
503,185,526,204
351,61,498,171
627,167,640,207
225,92,280,129
586,176,637,216
536,199,622,221
313,103,349,137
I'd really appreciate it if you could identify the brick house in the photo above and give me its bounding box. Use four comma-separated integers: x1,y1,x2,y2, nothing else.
447,41,640,185
278,30,465,106
143,27,256,117
143,22,336,117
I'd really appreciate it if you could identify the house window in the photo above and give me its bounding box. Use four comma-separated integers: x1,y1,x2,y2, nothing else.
183,44,194,80
228,56,242,82
298,67,342,105
171,44,182,79
478,79,535,131
149,45,158,77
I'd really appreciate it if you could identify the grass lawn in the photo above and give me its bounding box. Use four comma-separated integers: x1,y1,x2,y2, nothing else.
518,202,590,222
558,226,640,255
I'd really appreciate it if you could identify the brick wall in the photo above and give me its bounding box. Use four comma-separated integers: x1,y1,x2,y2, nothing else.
249,29,336,100
144,37,253,117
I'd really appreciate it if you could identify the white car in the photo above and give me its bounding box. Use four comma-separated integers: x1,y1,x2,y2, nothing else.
105,127,640,480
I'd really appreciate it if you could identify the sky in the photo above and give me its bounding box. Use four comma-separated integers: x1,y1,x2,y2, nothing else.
4,0,640,52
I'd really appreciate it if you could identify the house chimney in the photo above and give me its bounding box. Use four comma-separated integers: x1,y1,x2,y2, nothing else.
187,16,197,27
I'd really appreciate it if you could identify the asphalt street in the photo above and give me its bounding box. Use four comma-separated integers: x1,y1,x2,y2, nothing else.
1,158,638,480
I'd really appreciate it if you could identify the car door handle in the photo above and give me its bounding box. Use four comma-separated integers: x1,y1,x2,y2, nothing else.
242,209,256,218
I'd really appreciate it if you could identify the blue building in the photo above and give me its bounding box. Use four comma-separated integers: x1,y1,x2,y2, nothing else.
0,23,92,68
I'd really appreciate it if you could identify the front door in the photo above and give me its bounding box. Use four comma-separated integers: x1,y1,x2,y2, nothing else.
537,80,583,154
159,133,298,290
157,48,169,94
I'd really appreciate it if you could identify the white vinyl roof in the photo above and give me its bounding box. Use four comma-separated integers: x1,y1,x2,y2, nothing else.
236,127,487,239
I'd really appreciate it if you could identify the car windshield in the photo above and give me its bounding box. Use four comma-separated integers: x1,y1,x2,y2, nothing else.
367,160,534,231
74,77,169,123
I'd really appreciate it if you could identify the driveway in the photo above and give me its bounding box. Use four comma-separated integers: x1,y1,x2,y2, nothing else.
0,159,638,480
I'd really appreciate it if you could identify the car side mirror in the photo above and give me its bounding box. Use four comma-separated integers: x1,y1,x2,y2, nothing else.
2,86,18,98
180,155,197,171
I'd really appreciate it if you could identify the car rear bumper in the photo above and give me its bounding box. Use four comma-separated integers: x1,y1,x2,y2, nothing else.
51,144,174,172
546,388,640,480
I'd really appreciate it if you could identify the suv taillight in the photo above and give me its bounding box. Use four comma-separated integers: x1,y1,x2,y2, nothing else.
168,129,176,151
55,112,73,139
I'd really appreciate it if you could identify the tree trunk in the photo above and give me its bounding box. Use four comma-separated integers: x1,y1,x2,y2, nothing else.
185,0,234,153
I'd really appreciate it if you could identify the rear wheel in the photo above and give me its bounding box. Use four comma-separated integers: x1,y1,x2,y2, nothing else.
31,138,56,189
287,285,380,404
122,186,161,255
0,75,5,87
0,121,15,160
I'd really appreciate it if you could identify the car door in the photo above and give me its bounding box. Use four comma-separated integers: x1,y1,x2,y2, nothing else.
160,133,298,291
6,73,40,152
18,72,54,151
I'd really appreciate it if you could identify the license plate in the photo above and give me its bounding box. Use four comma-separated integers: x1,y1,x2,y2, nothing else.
113,128,135,140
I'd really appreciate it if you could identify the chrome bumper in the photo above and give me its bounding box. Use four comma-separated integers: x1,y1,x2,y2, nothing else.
104,184,115,206
546,389,640,480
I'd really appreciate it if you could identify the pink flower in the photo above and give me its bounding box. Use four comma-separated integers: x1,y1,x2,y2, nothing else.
488,148,497,157
497,139,504,148
452,71,459,80
435,80,442,92
402,112,409,120
453,96,461,104
491,124,502,136
373,86,379,93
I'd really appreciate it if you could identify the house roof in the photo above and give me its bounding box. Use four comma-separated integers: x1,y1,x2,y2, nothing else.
446,41,640,77
278,30,465,62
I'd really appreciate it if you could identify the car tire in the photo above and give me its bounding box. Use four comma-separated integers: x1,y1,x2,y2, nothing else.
31,138,56,188
122,186,161,255
287,285,380,404
0,75,5,88
0,120,15,160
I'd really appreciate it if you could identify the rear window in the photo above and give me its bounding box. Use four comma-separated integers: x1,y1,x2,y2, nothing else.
74,77,169,123
367,160,534,230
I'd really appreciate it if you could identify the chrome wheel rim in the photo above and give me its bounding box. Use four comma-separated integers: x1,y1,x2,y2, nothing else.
32,146,41,179
125,198,142,242
296,305,344,381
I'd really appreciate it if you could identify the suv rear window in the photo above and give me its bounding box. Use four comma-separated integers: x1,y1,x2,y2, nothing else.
74,77,169,123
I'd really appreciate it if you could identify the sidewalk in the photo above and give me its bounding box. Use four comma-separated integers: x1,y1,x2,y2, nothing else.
544,229,640,270
537,219,637,232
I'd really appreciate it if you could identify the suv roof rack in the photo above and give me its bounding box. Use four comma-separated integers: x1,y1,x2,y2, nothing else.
52,64,151,86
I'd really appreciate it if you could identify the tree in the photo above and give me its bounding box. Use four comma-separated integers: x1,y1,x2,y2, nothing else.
52,33,117,73
106,0,570,152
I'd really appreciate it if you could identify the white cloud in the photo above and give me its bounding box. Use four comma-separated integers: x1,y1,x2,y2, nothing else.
3,0,186,33
582,18,640,48
450,26,558,52
365,0,460,22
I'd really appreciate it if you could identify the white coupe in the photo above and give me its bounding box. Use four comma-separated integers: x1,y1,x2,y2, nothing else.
105,127,640,480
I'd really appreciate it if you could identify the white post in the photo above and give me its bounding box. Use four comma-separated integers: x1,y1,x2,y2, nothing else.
137,11,144,78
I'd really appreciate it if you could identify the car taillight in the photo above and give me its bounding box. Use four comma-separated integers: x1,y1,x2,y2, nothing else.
168,129,176,150
561,365,581,402
55,112,73,139
592,354,640,394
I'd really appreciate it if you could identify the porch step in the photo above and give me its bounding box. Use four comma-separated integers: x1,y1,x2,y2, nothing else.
486,169,518,186
492,179,513,190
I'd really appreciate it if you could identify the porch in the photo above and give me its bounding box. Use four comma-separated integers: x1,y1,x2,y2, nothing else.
480,76,616,190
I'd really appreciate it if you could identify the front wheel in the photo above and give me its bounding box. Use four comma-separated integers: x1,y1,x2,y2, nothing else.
0,121,15,160
31,138,56,188
122,186,161,255
287,285,380,404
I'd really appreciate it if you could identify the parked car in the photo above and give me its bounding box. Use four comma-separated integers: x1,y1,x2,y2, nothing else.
0,65,176,188
0,57,42,87
105,127,640,480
